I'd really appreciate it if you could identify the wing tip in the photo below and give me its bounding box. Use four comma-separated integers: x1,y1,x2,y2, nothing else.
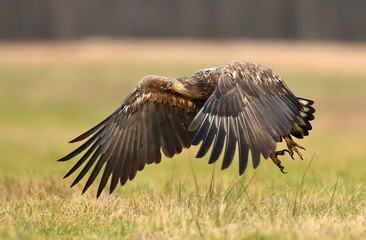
69,138,81,143
70,181,77,188
57,157,68,162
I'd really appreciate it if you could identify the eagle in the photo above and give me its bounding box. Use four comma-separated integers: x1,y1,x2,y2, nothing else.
59,61,315,197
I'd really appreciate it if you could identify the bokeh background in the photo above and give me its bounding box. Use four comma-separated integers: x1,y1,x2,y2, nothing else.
1,0,366,40
1,1,366,239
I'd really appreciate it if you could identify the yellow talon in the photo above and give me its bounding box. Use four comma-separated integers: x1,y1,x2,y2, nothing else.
270,150,289,174
284,135,306,160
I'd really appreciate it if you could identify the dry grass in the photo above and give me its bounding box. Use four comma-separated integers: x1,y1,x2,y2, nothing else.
1,167,365,240
0,39,366,239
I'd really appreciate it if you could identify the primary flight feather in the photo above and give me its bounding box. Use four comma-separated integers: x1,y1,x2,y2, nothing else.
59,61,315,197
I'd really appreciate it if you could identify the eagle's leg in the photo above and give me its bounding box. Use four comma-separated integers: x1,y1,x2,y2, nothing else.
270,150,290,174
284,135,306,160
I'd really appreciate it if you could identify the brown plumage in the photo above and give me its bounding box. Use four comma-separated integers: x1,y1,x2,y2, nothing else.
59,61,315,197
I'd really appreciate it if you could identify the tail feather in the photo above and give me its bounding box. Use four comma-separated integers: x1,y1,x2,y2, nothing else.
290,98,315,139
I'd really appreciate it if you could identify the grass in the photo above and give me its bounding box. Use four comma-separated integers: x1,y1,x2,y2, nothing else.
0,39,366,239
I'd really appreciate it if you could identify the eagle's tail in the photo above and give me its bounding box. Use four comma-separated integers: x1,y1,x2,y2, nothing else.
290,98,315,139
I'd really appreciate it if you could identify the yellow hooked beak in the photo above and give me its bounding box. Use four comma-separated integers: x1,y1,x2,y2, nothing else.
167,80,186,91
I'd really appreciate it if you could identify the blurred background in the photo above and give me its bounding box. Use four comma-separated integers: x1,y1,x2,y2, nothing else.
1,0,366,189
1,1,366,238
1,0,366,41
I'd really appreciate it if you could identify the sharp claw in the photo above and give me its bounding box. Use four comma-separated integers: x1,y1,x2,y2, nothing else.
277,163,287,174
282,149,294,160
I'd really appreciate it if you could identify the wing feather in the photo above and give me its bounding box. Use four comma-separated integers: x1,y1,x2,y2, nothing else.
236,118,249,175
63,138,101,178
59,76,198,197
120,125,133,186
189,61,301,174
97,129,125,197
82,126,122,194
208,117,226,164
109,129,128,194
196,116,216,158
221,117,237,170
191,115,209,145
148,103,162,164
159,104,182,157
128,124,138,181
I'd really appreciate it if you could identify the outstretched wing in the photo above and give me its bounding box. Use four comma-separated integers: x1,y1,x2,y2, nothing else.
59,75,198,197
189,61,301,175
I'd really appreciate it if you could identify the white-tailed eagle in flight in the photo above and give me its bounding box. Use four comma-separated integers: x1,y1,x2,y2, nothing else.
59,61,315,197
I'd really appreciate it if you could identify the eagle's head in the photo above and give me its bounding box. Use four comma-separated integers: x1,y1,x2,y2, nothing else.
167,67,221,100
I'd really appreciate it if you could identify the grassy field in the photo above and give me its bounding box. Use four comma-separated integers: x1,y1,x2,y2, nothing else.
0,39,365,239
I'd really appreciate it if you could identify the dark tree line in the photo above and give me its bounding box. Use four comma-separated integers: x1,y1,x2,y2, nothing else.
0,0,365,41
